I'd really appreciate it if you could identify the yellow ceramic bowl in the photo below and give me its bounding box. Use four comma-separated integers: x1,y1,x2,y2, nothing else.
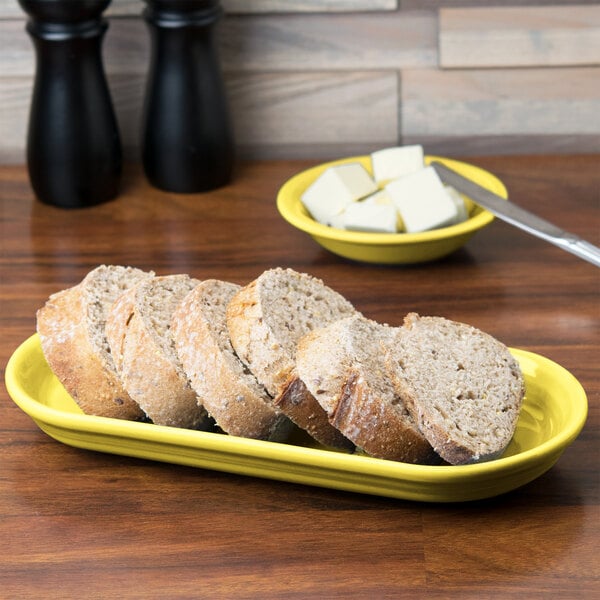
5,335,588,502
277,155,503,264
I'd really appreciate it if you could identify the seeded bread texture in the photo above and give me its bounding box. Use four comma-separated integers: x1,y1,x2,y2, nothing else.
296,315,438,463
36,265,153,419
172,279,293,441
387,313,525,465
227,267,356,449
226,268,357,396
105,274,212,429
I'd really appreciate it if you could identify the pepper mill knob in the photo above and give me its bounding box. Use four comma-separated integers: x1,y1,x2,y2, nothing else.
142,0,234,193
18,0,122,208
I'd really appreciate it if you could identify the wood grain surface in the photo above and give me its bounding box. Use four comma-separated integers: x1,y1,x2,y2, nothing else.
2,4,599,163
439,5,600,68
0,156,598,598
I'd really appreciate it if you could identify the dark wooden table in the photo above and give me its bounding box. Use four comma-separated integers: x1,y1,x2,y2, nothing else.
1,156,598,598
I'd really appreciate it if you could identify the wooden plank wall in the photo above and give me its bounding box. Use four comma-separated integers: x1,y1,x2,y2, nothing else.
1,0,599,163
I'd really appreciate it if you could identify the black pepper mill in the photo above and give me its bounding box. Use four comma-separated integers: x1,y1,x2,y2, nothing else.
18,0,121,208
142,0,234,193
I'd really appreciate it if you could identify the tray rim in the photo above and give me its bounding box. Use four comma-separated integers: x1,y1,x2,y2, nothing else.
5,334,588,502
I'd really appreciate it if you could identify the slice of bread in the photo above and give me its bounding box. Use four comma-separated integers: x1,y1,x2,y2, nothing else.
387,313,525,465
105,274,212,430
226,267,355,449
296,315,439,464
172,279,294,441
36,265,153,419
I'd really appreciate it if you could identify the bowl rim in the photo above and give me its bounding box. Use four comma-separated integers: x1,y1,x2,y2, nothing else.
277,154,501,246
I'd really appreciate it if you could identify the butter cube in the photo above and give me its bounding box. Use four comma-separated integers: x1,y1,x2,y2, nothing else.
363,189,393,206
301,163,378,225
385,166,458,233
371,145,424,184
342,201,398,233
363,189,404,231
445,186,469,225
328,213,347,230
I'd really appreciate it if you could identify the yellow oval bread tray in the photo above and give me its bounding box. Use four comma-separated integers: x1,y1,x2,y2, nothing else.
5,334,587,503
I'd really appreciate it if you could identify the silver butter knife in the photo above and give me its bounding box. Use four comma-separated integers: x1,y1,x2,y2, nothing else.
431,161,600,268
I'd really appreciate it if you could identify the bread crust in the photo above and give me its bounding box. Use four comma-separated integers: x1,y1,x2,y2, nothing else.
226,279,293,397
172,280,293,441
331,371,439,464
227,269,355,450
275,376,354,450
37,282,145,420
296,316,437,463
105,276,211,429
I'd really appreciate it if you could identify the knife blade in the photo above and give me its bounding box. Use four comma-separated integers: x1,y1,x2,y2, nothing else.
431,161,600,268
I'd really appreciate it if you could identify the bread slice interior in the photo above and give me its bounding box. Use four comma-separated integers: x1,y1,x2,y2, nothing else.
388,313,525,464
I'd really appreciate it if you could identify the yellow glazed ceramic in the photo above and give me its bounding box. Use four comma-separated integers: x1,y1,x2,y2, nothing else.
5,335,587,502
277,155,502,264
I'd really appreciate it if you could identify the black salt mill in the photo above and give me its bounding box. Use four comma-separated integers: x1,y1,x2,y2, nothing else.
17,0,122,208
142,0,234,193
